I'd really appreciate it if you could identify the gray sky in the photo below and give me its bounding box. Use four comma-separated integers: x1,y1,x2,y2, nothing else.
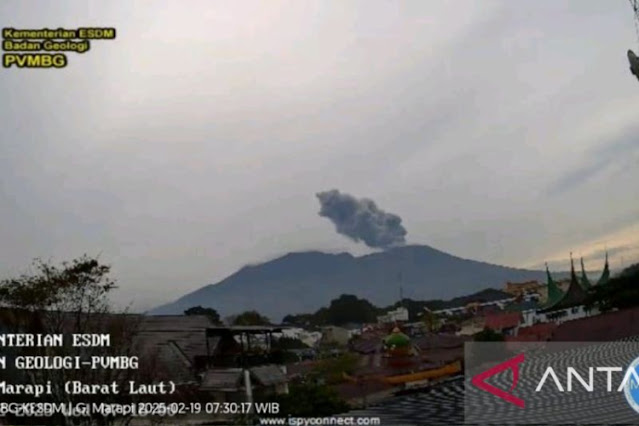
1,0,638,311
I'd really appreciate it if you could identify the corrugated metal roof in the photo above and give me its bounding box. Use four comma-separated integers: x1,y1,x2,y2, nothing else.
135,315,218,365
206,325,283,333
140,315,215,331
250,365,287,386
200,368,243,391
135,330,209,364
155,343,197,384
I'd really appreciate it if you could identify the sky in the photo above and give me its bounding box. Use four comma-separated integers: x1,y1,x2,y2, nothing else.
1,0,638,311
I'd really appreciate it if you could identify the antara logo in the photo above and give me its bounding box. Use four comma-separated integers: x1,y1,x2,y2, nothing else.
471,353,525,408
535,365,639,393
471,353,639,412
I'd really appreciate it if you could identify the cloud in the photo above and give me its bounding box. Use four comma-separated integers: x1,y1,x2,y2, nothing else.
316,190,407,249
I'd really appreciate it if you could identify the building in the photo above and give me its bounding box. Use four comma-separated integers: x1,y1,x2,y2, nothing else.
504,299,540,328
196,324,289,414
319,325,351,346
535,254,610,324
456,316,486,336
279,327,322,348
200,364,288,403
504,280,544,297
378,307,409,324
432,290,515,317
484,311,522,336
550,305,639,341
506,322,558,342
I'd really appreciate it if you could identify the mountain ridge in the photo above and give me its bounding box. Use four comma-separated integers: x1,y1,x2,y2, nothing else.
149,244,560,321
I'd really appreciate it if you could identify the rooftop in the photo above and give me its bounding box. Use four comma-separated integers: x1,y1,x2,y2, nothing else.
484,311,522,330
206,325,284,335
551,306,639,342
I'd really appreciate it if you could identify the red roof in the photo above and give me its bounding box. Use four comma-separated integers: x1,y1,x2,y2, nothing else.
551,307,639,341
484,312,522,331
506,323,557,342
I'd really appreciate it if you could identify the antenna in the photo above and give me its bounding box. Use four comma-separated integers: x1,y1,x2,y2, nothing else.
398,272,404,307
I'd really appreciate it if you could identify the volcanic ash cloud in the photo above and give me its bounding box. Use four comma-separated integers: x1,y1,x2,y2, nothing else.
316,189,407,249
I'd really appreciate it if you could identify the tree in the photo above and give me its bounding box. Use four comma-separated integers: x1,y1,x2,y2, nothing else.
282,313,316,328
317,294,380,326
421,309,442,332
274,336,309,350
311,353,359,385
232,310,271,325
587,263,639,311
474,327,505,342
184,305,221,324
0,256,151,426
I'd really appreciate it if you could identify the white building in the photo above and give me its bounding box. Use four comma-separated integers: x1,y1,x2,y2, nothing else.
377,307,409,324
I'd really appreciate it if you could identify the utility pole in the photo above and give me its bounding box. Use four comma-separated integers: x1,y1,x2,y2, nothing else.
398,272,404,308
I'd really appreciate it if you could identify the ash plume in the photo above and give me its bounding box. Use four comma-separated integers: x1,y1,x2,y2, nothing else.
316,189,407,249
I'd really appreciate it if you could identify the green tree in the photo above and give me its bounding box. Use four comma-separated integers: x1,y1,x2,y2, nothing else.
232,310,271,325
311,353,360,385
184,305,222,324
0,256,150,426
422,309,442,332
321,294,380,325
474,327,505,342
282,313,316,327
587,263,639,311
274,336,309,350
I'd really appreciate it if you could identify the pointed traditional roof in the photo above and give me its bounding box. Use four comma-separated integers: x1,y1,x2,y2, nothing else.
580,257,591,290
543,262,564,309
596,252,610,286
539,255,589,313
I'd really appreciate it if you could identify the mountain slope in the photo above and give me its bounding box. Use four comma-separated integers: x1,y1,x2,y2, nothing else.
149,245,555,321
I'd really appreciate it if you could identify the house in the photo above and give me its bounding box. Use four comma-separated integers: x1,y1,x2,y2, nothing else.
279,327,322,348
504,280,544,297
504,300,539,328
457,316,486,336
432,289,515,317
377,307,409,324
136,314,217,375
535,255,609,324
550,306,639,342
484,311,522,336
193,324,290,410
506,322,558,342
319,325,351,347
200,364,288,402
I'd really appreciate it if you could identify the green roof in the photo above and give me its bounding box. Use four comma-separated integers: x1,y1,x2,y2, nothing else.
543,263,564,309
539,257,589,313
384,331,411,348
580,257,591,290
596,253,610,286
